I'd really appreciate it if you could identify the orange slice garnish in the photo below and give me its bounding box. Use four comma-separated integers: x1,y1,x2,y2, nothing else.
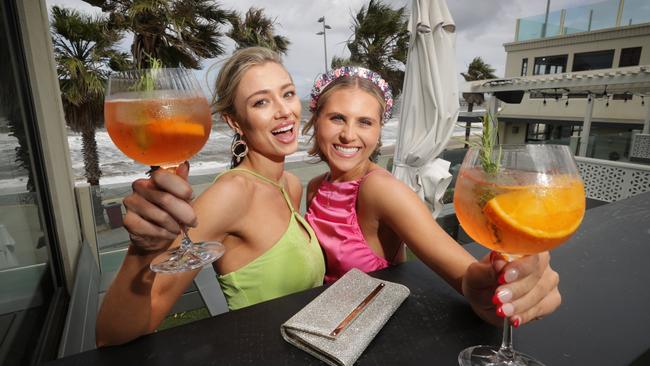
482,181,585,247
148,118,206,137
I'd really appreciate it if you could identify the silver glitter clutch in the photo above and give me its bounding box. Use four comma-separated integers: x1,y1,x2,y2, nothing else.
280,268,410,366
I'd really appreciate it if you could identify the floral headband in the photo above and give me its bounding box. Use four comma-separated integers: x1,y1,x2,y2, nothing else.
309,66,393,121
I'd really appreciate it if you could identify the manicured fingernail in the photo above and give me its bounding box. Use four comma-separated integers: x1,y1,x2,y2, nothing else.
492,289,512,305
491,293,500,305
499,268,519,284
511,317,521,328
505,268,518,282
496,306,506,318
500,303,514,317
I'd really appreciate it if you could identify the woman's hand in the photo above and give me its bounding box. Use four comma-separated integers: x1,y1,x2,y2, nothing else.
122,162,198,254
462,251,561,327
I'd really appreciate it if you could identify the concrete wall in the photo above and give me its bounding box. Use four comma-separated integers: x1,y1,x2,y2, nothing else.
504,24,650,77
498,121,527,145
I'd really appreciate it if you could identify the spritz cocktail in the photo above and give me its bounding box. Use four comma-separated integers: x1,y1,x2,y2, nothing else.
454,144,585,365
105,95,211,167
105,68,225,273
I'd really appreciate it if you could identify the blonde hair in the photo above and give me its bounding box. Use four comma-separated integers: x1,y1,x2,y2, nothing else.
302,76,386,162
211,47,284,167
212,47,283,118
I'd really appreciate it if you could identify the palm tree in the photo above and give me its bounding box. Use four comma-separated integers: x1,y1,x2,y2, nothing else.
84,0,234,69
228,7,290,55
336,0,409,96
461,57,497,147
51,6,131,186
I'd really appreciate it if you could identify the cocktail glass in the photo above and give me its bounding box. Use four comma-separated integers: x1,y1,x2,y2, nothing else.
454,144,585,365
105,68,225,273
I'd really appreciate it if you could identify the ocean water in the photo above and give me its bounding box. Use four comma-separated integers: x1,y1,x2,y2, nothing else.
0,116,473,191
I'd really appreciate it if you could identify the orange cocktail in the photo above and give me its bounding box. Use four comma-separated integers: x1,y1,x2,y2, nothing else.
454,168,585,255
455,144,586,365
105,95,211,167
104,68,224,274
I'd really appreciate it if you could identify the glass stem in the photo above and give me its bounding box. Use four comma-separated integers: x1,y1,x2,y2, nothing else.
156,164,193,252
179,226,193,251
497,318,515,361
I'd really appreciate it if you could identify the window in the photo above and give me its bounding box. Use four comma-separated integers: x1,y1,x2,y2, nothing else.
572,50,614,72
1,2,67,365
521,58,528,76
526,123,575,144
526,123,550,141
533,55,568,75
619,47,642,67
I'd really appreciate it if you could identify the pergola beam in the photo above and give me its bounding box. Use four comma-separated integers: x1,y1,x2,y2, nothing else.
466,66,650,95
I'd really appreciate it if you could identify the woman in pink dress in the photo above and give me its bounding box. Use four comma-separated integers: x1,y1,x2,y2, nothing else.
303,66,561,328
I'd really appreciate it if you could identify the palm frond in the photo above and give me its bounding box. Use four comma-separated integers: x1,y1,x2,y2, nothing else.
344,0,409,96
227,7,290,55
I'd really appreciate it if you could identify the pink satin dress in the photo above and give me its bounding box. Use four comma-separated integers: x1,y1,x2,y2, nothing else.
305,170,393,283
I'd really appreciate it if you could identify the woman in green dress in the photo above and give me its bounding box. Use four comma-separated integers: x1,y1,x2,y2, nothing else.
96,47,325,346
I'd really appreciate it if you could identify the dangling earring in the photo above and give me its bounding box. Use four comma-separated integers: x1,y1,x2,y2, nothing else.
231,133,248,165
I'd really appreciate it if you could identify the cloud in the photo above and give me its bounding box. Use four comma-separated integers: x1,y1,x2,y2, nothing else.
450,0,522,39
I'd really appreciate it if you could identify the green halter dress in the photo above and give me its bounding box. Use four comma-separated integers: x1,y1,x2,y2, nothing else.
215,168,325,310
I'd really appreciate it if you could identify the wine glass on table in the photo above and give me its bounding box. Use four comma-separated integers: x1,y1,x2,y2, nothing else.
454,144,585,365
104,68,225,273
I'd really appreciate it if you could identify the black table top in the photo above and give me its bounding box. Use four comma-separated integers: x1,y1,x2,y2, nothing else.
48,192,650,366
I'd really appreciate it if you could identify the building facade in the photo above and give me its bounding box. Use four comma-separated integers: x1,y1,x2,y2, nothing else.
494,0,650,163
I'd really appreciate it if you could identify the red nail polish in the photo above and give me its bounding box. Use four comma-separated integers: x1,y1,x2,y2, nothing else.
492,293,502,306
498,272,506,285
512,318,521,328
496,306,506,318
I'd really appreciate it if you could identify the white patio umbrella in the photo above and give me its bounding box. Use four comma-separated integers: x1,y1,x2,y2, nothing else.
392,0,459,218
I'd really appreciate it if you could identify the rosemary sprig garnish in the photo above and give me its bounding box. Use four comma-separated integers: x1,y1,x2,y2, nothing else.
131,56,162,92
471,112,501,175
129,56,163,153
470,111,502,207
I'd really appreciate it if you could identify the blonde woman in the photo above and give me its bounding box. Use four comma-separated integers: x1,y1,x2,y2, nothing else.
96,47,325,346
303,66,561,328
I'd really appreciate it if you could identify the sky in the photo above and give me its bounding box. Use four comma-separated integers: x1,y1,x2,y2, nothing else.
46,0,607,98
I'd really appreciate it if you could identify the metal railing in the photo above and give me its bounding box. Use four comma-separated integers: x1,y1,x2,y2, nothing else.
516,0,650,41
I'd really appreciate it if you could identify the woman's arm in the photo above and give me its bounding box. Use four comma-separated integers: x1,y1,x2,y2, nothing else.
360,171,561,326
359,172,474,292
96,164,248,346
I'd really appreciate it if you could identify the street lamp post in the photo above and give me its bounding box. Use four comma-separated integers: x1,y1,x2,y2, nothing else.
317,16,331,74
